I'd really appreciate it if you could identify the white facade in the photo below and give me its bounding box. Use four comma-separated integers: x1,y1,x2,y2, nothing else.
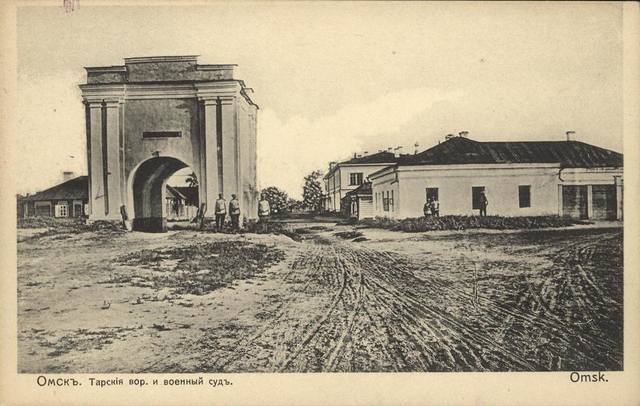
370,163,623,220
324,163,394,212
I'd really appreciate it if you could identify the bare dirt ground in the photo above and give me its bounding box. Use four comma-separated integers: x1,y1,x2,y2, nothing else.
17,221,623,372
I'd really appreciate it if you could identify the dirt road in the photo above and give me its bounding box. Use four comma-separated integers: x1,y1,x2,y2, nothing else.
17,222,623,372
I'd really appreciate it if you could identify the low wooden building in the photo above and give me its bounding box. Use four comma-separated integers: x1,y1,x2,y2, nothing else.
19,176,89,218
18,176,198,222
165,185,199,221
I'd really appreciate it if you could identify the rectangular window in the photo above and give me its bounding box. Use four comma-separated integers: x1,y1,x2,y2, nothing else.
519,185,531,208
35,202,52,217
472,186,486,210
426,187,439,202
349,172,363,186
73,200,84,217
383,191,390,212
56,203,68,218
390,190,394,212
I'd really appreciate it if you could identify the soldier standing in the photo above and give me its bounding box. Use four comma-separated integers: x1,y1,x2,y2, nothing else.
229,194,241,231
214,193,227,231
258,195,271,232
423,199,432,217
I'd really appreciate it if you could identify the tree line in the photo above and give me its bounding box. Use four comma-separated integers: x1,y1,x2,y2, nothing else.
262,169,324,214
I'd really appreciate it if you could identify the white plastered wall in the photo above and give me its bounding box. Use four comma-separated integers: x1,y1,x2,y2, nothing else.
371,164,623,219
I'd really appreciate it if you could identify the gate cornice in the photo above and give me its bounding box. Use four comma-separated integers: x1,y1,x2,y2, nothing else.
79,83,125,104
195,81,243,101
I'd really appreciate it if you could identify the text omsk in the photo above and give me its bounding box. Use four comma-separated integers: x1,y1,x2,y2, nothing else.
570,371,608,383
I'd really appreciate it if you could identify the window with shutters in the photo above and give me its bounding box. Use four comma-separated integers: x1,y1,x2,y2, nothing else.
56,202,68,218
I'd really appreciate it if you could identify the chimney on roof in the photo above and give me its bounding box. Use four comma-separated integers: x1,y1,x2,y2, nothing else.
62,171,75,181
329,161,337,170
566,130,576,141
414,142,419,154
393,146,403,158
363,151,369,156
353,152,357,158
356,153,362,158
459,131,469,138
445,134,455,141
387,147,393,152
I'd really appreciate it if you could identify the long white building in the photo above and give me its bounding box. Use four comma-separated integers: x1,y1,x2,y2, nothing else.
365,134,623,221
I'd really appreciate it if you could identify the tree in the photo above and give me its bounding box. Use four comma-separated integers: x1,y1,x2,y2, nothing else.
287,197,304,213
302,170,324,213
261,186,289,214
186,172,198,187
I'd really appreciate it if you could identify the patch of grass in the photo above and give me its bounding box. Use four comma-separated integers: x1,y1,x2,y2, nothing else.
334,230,364,239
337,217,358,225
18,217,125,239
115,241,285,295
243,220,303,242
307,225,329,231
18,217,85,229
293,228,313,234
359,215,590,233
28,327,138,357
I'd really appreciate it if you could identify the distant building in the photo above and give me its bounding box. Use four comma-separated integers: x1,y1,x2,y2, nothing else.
19,176,89,218
369,134,623,220
323,151,399,213
18,176,199,222
165,185,199,221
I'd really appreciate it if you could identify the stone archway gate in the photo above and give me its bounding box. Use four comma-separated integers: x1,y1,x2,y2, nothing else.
79,56,258,230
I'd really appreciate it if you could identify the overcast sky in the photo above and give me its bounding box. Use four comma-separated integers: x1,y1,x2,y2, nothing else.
17,2,623,198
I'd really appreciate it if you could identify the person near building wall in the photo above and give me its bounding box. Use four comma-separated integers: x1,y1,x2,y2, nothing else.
258,195,271,233
215,194,227,231
479,191,488,217
229,194,241,232
423,199,433,217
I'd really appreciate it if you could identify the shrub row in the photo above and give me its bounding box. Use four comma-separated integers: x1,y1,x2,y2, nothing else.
18,216,125,234
358,215,589,232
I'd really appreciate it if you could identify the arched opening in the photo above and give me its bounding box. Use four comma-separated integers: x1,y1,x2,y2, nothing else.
130,157,199,232
165,167,200,226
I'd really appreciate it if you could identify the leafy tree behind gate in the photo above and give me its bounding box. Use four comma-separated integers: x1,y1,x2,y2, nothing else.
186,172,198,187
260,186,289,214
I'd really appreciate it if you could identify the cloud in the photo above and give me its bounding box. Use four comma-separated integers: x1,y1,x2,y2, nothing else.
257,86,463,198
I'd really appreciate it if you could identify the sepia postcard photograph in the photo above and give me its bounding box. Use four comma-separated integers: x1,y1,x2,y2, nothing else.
1,1,639,405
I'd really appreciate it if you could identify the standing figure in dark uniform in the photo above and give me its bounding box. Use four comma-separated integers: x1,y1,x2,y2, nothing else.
229,194,241,231
479,191,488,217
214,194,227,231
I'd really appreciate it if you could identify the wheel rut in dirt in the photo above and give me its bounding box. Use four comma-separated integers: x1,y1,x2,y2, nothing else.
196,228,622,373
